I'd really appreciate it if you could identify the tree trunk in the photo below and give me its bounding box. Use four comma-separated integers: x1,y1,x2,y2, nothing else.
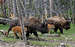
16,0,27,44
49,0,53,17
7,0,11,17
2,0,7,18
72,0,75,24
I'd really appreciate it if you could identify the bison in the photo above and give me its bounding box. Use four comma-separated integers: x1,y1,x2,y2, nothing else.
7,26,27,40
26,21,48,40
46,16,71,34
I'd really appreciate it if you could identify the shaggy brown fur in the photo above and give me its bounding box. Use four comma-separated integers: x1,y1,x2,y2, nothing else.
47,16,71,33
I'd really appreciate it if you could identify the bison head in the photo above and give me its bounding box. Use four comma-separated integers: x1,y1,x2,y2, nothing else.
63,19,71,30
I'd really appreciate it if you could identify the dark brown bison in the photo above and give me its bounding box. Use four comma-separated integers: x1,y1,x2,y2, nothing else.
26,22,48,40
47,16,71,34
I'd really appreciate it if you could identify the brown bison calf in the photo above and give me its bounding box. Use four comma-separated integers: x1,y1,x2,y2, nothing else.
5,26,27,39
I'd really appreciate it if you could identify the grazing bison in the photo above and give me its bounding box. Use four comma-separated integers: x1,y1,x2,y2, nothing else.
47,16,71,34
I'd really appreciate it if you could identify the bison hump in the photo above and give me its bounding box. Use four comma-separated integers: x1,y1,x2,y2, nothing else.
48,16,66,25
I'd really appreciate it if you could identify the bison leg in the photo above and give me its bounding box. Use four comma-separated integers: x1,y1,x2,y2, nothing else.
26,31,30,40
33,31,38,37
8,25,14,34
18,32,23,40
33,31,40,40
54,27,58,33
14,32,19,39
59,27,63,34
8,27,12,34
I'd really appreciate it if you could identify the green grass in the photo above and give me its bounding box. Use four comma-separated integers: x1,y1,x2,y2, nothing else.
0,24,9,30
1,37,18,43
63,24,75,41
0,24,75,46
29,40,59,47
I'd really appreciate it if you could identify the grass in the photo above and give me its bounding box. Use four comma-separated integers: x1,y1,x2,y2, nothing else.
29,40,59,47
63,24,75,41
0,24,9,30
0,24,75,46
1,37,17,43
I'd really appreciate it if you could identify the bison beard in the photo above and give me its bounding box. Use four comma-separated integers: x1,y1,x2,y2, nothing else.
47,16,71,34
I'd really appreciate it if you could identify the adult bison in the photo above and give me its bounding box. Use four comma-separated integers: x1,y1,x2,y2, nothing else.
47,16,71,34
26,21,48,40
